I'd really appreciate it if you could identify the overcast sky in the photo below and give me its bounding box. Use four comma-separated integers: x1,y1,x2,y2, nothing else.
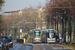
1,0,46,12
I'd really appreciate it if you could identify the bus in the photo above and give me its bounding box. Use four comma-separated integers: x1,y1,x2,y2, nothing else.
46,29,57,43
32,29,41,43
41,30,47,43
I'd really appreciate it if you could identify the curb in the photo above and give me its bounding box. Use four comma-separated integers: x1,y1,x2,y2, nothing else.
55,43,75,50
23,43,33,46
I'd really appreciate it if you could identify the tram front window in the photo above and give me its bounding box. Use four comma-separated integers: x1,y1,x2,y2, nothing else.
49,30,55,38
34,32,40,38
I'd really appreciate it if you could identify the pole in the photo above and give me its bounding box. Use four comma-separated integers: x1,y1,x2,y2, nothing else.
17,14,20,39
55,17,56,30
41,12,42,30
67,17,69,43
52,17,53,29
7,19,9,35
55,12,56,30
73,16,75,43
12,14,13,39
36,18,37,29
56,12,59,35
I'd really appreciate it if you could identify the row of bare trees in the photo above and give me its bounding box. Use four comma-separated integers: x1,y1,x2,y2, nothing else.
1,6,42,38
45,0,75,43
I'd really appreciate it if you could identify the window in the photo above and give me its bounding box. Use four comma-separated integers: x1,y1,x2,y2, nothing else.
34,32,40,38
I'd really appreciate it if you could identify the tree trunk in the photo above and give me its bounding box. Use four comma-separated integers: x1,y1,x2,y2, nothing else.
62,18,65,42
73,16,75,43
64,17,66,43
69,18,72,44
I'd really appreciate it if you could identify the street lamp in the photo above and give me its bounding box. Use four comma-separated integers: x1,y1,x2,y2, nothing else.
56,12,59,36
7,19,9,35
11,14,14,39
40,8,43,30
17,14,20,39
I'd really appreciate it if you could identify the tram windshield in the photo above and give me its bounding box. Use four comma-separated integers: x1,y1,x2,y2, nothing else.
34,31,40,38
49,30,55,38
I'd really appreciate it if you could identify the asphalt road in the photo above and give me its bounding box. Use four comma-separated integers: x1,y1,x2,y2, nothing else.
33,43,70,50
9,43,33,50
9,43,70,50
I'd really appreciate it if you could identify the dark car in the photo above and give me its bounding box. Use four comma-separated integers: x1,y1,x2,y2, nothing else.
0,39,9,50
1,35,13,47
2,40,9,50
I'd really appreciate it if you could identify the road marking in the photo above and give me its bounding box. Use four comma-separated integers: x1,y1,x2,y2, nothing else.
13,43,23,50
46,45,69,49
42,48,46,50
13,44,18,48
39,45,46,50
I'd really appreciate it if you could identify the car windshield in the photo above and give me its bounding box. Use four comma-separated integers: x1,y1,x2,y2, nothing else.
2,36,12,40
2,37,8,40
49,33,55,38
48,30,55,38
50,30,54,33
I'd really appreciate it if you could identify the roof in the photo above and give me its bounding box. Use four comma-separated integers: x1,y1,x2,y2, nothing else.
4,10,20,13
32,29,41,31
45,29,55,30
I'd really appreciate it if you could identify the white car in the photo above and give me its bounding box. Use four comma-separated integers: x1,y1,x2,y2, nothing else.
0,39,3,50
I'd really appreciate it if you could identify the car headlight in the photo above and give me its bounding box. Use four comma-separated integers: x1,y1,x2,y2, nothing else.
10,42,12,43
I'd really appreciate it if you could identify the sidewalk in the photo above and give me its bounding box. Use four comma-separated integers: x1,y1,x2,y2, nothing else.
55,43,75,50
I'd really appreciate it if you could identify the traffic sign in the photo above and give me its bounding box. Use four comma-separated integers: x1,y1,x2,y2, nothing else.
56,31,58,33
20,29,22,32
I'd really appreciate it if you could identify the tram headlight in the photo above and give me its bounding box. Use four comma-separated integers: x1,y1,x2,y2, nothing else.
34,38,36,40
34,38,40,40
38,38,40,40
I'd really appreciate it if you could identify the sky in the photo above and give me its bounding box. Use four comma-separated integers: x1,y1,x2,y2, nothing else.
1,0,46,13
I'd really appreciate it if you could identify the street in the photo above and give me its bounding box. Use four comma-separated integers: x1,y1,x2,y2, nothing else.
9,43,70,50
33,43,70,50
9,43,33,50
0,0,75,50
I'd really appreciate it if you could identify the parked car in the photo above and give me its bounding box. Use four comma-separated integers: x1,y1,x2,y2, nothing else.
2,40,9,50
1,35,13,48
0,39,3,50
0,39,9,50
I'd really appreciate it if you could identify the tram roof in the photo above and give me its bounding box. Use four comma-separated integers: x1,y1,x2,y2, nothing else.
41,29,56,31
32,29,41,31
45,29,55,30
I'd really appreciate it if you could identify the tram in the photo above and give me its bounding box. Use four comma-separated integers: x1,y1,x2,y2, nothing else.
46,29,57,43
41,30,47,43
31,29,41,43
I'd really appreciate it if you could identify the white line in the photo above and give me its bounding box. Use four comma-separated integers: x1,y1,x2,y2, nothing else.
13,44,18,48
12,43,23,50
46,45,69,49
39,45,46,50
